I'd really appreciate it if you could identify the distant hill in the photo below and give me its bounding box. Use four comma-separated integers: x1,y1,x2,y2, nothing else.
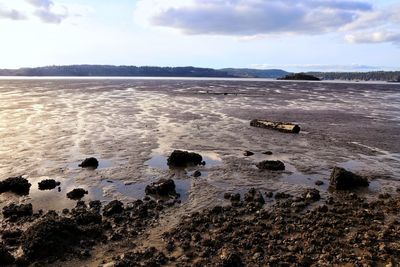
221,68,289,78
0,65,399,81
0,65,233,77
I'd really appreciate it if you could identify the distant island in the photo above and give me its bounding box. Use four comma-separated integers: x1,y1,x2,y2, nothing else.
0,65,399,81
277,73,321,81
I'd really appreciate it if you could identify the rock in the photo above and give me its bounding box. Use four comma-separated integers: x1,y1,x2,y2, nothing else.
66,188,88,200
262,151,273,155
329,167,369,190
244,188,265,204
230,193,241,202
303,189,321,202
78,157,99,169
0,245,15,265
89,200,102,213
193,170,201,178
2,229,23,246
219,247,244,267
243,151,254,156
103,200,124,216
22,216,82,261
256,160,285,171
224,193,232,199
38,179,61,190
315,180,324,186
2,203,33,220
379,193,391,199
265,191,273,198
275,192,291,199
0,176,31,195
145,179,178,197
167,150,203,168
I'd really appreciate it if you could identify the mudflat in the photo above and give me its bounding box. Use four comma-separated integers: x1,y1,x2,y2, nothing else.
1,78,400,266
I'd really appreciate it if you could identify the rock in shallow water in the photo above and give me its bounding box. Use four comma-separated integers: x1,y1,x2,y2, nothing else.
329,167,369,190
145,179,178,198
38,179,60,190
66,188,88,200
78,157,99,169
0,176,31,195
167,150,203,168
256,160,285,171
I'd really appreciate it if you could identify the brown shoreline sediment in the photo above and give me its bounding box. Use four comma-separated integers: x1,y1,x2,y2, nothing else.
1,187,400,266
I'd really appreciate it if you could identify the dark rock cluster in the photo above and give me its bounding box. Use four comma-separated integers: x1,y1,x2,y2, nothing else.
0,196,178,265
160,189,400,266
0,176,31,195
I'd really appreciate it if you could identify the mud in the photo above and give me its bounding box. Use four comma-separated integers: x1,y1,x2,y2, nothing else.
0,78,400,265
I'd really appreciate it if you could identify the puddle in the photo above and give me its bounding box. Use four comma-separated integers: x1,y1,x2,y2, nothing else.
21,176,83,211
145,151,222,170
92,179,191,202
14,175,191,211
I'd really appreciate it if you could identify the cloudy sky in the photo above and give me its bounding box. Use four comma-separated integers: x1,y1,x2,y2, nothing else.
0,0,399,71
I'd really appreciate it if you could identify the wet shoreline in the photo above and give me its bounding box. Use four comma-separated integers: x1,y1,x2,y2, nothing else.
1,79,400,265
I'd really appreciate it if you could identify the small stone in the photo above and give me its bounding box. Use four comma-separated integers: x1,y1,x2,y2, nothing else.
303,189,321,202
224,193,232,199
315,180,324,186
193,170,201,178
262,151,273,155
243,151,254,156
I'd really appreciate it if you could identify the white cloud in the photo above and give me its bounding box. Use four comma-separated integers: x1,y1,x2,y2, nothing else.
0,5,26,20
345,31,400,44
26,0,69,24
133,0,400,46
134,0,373,36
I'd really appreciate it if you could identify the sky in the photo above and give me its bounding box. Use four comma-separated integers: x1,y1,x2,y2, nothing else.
0,0,399,72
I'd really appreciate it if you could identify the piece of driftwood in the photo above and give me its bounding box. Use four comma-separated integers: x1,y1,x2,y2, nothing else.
250,119,300,133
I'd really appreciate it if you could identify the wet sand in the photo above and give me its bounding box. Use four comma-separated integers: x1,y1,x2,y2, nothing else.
1,78,400,265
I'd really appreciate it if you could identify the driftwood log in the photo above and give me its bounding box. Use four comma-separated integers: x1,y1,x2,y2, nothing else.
250,119,300,134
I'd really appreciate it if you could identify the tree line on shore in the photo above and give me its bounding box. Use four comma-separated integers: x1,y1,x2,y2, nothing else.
0,65,399,81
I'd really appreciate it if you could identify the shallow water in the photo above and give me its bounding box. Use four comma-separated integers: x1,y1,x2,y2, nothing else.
0,78,400,211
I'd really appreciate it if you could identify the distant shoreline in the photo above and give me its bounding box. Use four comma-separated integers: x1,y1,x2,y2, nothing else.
0,76,398,85
1,65,399,81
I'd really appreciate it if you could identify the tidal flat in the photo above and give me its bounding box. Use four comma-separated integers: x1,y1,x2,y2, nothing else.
0,78,400,266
